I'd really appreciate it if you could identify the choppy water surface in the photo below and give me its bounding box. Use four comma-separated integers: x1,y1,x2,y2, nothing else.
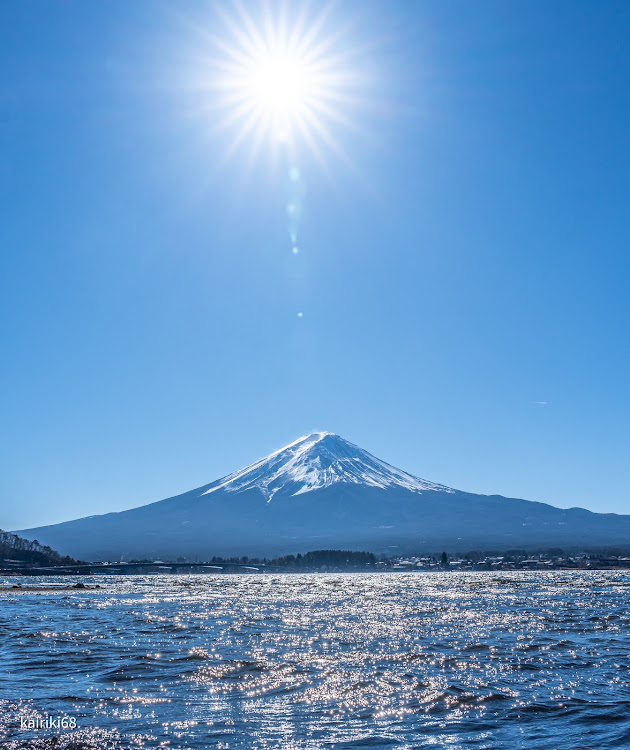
2,572,630,749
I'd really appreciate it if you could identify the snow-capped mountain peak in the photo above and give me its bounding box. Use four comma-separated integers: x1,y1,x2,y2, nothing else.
202,432,453,501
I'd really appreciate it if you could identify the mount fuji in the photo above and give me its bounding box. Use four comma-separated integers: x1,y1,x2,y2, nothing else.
17,432,630,560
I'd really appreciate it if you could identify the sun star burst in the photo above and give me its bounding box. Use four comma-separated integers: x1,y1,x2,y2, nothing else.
203,2,362,166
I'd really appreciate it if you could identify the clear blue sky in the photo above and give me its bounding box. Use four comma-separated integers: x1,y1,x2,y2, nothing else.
1,0,628,530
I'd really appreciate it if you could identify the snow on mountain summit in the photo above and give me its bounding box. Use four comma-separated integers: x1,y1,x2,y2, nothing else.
202,432,453,501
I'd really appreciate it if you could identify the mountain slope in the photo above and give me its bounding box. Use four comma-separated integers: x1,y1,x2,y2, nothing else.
16,433,630,560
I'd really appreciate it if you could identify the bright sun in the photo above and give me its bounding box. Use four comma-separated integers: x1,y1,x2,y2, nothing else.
254,53,309,109
203,3,361,164
241,50,316,139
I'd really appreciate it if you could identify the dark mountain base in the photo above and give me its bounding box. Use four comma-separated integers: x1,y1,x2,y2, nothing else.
17,485,630,562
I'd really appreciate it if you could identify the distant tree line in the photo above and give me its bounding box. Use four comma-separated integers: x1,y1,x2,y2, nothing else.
271,550,377,569
0,529,81,567
207,549,378,570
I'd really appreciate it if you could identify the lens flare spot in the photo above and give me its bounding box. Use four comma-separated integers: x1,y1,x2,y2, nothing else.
297,311,304,318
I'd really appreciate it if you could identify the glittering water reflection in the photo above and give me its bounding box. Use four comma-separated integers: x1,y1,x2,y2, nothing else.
2,572,630,749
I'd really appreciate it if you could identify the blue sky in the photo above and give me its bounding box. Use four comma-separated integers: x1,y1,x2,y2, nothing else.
1,0,628,530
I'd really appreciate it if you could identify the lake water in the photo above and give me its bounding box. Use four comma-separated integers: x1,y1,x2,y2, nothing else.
2,571,630,749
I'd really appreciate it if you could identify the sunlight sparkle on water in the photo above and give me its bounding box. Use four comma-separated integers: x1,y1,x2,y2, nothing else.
3,572,630,749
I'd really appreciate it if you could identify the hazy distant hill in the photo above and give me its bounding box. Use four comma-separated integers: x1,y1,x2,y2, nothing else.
16,433,630,560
